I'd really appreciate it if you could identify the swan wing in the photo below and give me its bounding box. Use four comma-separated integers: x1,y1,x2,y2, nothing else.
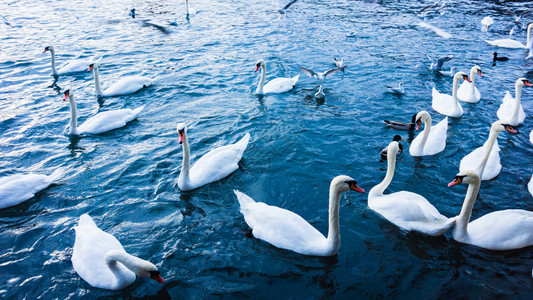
0,173,58,209
459,140,501,180
188,133,250,188
78,106,144,135
457,81,480,103
497,91,526,125
234,190,328,255
432,88,462,117
466,209,533,250
423,117,447,155
57,58,93,74
72,214,135,290
263,77,298,94
484,39,526,49
104,76,152,97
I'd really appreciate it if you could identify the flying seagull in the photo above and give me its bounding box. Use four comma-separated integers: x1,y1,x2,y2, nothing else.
426,54,453,71
278,0,298,15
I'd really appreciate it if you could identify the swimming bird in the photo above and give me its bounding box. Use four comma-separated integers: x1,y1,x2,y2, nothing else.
448,171,533,250
481,16,493,31
334,58,345,68
72,214,165,290
493,52,509,62
457,65,483,103
369,141,455,236
426,54,453,71
177,123,250,191
299,66,345,85
385,82,405,95
255,59,299,94
437,67,457,77
459,121,517,181
43,46,97,76
485,22,532,49
383,113,417,130
234,175,365,256
418,0,446,17
409,111,448,156
497,78,531,126
88,63,152,97
62,90,145,136
129,8,136,18
380,135,404,158
0,169,63,209
432,71,470,118
314,84,325,99
278,0,298,15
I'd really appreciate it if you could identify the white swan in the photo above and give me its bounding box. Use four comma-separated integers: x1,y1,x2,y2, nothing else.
0,169,63,209
177,123,250,191
72,214,165,290
63,90,145,136
89,63,152,97
44,46,96,76
459,121,517,181
234,175,365,256
185,0,197,15
369,141,455,236
409,111,448,156
457,65,483,103
481,16,493,31
432,71,470,118
448,170,533,250
497,78,531,126
485,23,532,49
255,59,299,94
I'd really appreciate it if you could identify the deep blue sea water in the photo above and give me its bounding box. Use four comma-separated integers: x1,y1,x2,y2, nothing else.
1,0,532,298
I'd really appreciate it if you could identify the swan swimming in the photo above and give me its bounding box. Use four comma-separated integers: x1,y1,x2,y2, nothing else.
485,23,532,49
88,63,152,97
497,78,531,126
0,169,63,209
44,46,96,76
457,65,483,103
432,71,470,118
409,111,448,156
255,59,299,94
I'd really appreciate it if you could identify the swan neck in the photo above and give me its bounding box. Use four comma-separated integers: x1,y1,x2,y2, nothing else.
527,24,532,48
104,250,147,288
186,0,189,15
476,127,499,177
452,75,460,103
419,116,432,151
92,65,104,96
49,48,58,75
256,63,266,94
513,82,523,120
326,184,342,253
371,147,396,196
68,94,79,135
179,133,191,183
453,178,481,241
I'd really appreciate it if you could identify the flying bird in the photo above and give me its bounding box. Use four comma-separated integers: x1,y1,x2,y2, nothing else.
426,54,453,71
299,66,345,85
278,0,298,15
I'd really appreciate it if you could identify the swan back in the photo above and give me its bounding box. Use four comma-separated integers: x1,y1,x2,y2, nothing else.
0,170,62,209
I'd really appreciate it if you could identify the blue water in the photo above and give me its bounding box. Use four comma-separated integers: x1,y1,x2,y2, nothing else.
1,0,532,298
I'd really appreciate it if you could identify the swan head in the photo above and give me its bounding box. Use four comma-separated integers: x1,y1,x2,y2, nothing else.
492,121,518,134
331,175,365,193
448,170,480,187
472,65,483,77
139,264,165,284
516,77,532,88
255,59,266,72
454,71,471,82
88,63,98,72
176,123,187,144
63,89,71,101
414,111,430,130
43,45,55,53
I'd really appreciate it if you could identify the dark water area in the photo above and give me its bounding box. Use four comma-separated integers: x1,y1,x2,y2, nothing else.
0,0,532,298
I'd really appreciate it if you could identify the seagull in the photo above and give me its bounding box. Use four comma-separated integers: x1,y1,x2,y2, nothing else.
299,66,346,85
278,0,298,15
385,82,405,95
418,0,446,16
438,66,457,77
315,85,325,99
334,58,345,68
108,13,171,35
493,52,509,62
481,16,493,31
426,54,453,71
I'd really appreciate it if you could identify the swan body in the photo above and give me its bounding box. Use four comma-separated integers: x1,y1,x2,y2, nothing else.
44,46,96,76
0,169,62,209
409,111,448,156
457,65,483,103
485,23,532,49
234,175,365,256
369,141,455,236
459,121,517,181
177,123,250,191
63,90,144,136
432,71,470,117
89,63,152,97
72,214,164,290
449,171,533,250
255,59,298,94
497,78,531,126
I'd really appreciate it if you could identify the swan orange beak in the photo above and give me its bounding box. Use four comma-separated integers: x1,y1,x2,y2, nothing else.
255,65,260,72
63,90,69,101
477,70,483,78
524,80,532,87
178,130,185,144
448,176,463,187
415,120,422,131
504,125,517,134
87,64,93,72
150,271,165,284
349,183,365,193
463,75,471,83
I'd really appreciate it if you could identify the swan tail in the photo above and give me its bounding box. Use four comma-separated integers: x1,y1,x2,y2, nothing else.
78,214,97,228
291,75,300,84
234,132,251,151
50,168,66,182
234,190,255,210
131,105,146,118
